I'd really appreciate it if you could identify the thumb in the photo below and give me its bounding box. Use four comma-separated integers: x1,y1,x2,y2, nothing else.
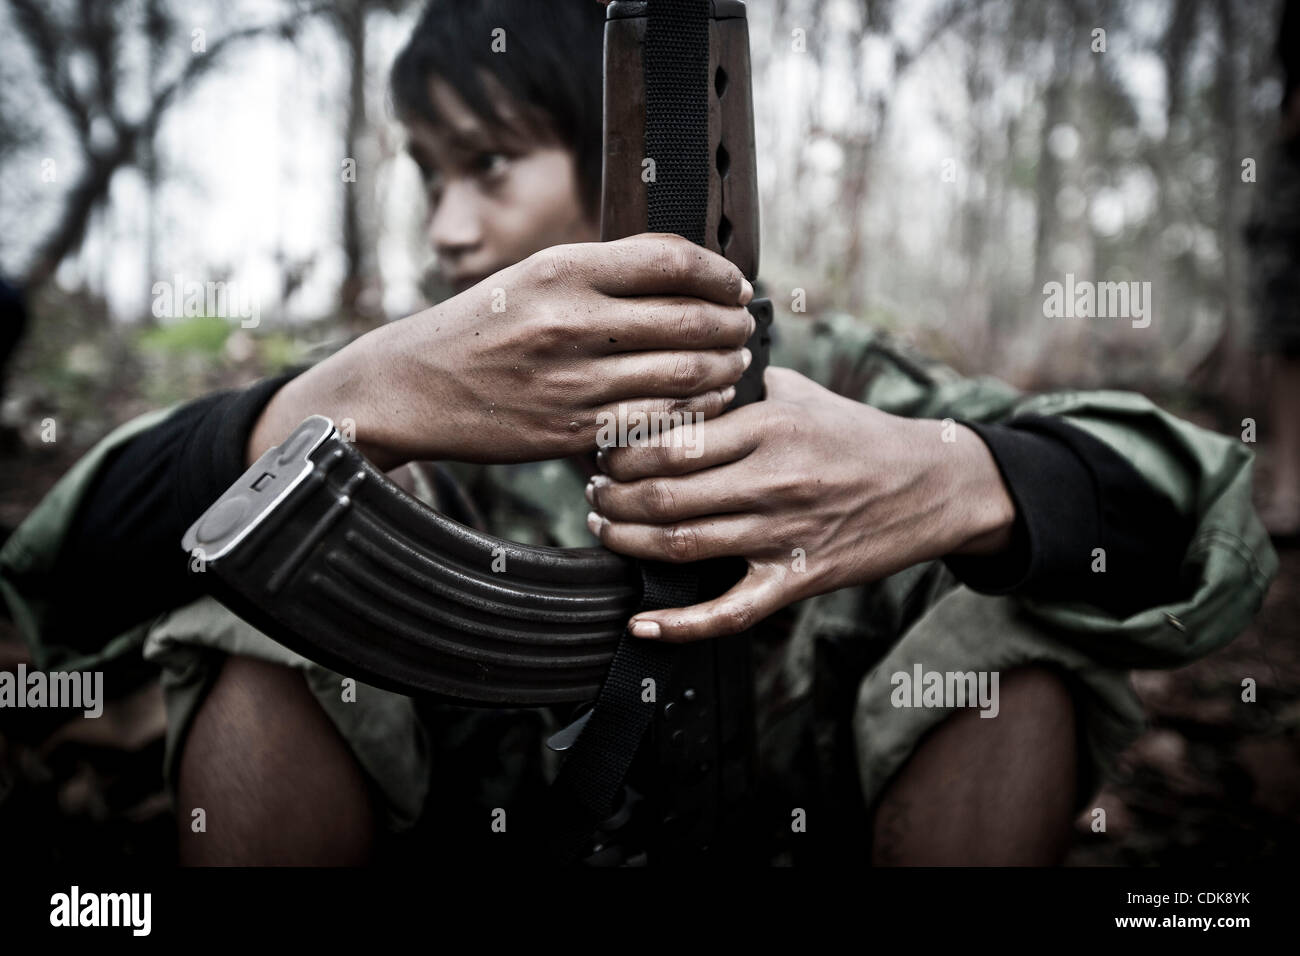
628,564,788,643
762,365,820,401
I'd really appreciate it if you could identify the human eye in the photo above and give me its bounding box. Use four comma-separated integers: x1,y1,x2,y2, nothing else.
473,151,511,181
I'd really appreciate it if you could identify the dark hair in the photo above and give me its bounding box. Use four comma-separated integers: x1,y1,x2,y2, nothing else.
390,0,606,217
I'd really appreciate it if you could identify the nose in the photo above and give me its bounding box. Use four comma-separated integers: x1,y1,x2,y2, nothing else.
428,180,484,265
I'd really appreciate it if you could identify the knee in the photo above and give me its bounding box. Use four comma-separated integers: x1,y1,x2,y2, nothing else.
176,655,377,865
871,664,1079,865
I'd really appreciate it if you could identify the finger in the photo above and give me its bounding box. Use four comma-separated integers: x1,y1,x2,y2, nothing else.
586,510,762,563
593,387,739,436
586,469,760,524
528,388,736,458
592,234,752,305
595,297,754,353
593,346,751,402
626,565,789,643
597,407,758,480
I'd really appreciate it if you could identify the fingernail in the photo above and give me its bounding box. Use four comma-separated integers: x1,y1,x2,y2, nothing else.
584,480,595,506
740,347,753,369
586,511,605,536
740,278,754,305
630,619,661,639
595,448,609,473
720,385,736,405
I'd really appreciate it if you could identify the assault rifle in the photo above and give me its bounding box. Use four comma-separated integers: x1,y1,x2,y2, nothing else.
182,0,769,864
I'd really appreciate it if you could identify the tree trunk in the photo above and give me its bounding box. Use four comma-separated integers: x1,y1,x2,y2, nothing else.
22,136,136,290
339,0,374,330
1187,0,1250,406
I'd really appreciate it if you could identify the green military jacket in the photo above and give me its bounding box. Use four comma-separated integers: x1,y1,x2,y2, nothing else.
0,311,1278,839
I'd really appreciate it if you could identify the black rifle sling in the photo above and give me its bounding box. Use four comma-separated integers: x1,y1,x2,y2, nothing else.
546,562,700,862
547,0,714,863
645,0,711,243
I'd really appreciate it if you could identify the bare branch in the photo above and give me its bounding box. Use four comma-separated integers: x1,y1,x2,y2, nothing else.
19,4,333,289
893,0,984,77
142,4,331,135
6,0,93,139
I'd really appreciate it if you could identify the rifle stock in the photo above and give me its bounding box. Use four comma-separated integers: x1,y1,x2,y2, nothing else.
601,0,760,280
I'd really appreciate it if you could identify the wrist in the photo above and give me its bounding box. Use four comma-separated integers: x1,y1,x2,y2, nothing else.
937,421,1017,557
245,330,405,471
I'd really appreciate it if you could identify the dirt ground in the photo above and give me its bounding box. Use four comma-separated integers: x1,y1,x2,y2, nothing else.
2,432,1298,867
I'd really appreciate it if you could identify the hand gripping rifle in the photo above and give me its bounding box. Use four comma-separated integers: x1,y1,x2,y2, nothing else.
181,0,769,864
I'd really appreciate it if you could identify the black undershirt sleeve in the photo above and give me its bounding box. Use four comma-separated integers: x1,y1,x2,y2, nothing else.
35,372,1192,653
945,414,1195,618
38,371,302,654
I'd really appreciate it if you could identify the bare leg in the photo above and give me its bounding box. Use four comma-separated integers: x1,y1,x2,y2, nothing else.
176,655,377,865
1261,353,1300,536
871,665,1078,866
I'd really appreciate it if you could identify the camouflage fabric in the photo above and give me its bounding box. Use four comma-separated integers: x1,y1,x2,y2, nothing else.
0,310,1278,859
1245,137,1300,355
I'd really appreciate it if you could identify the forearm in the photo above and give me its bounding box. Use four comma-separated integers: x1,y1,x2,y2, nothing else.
246,332,404,471
936,422,1017,557
833,402,1194,616
35,316,433,652
40,373,299,652
944,414,1195,616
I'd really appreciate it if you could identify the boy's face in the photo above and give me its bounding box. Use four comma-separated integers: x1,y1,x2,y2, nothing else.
406,77,600,295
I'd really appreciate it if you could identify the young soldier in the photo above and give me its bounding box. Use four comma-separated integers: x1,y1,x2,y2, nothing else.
0,0,1275,864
